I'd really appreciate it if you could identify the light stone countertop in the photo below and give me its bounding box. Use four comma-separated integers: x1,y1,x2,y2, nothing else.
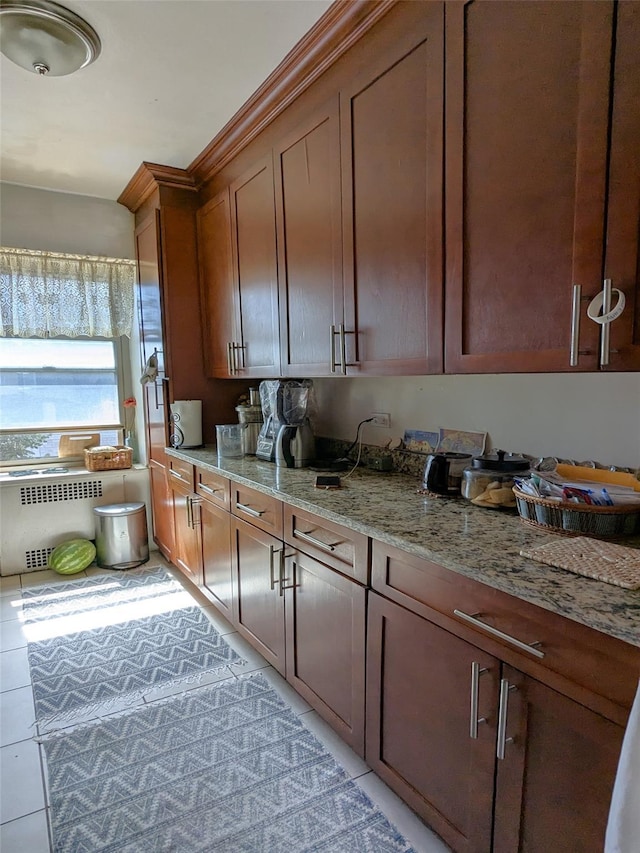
167,447,640,649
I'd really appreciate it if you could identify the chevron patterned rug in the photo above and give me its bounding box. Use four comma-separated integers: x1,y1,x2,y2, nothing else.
41,673,416,852
22,565,245,730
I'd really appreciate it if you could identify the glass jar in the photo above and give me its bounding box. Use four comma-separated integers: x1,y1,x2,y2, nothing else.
461,450,530,509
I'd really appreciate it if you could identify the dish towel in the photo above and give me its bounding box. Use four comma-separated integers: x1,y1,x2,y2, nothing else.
605,678,640,852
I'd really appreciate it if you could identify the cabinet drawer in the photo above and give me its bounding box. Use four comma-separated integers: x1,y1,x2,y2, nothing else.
196,467,230,509
168,457,195,489
372,540,640,720
231,482,282,538
284,504,369,584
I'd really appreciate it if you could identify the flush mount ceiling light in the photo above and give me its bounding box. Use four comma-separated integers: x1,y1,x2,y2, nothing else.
0,0,101,76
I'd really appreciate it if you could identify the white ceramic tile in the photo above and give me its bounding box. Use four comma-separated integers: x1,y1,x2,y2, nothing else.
200,604,236,636
18,570,65,589
0,648,31,693
0,575,21,598
299,709,370,779
0,739,45,823
0,618,29,652
0,809,50,853
357,772,452,853
222,631,272,675
256,666,312,716
0,686,36,747
142,667,237,704
0,593,23,623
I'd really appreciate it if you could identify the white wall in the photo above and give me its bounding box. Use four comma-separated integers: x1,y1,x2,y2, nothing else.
0,182,135,258
314,373,640,470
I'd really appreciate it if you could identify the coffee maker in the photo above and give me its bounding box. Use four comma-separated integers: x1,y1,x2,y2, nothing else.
256,380,315,468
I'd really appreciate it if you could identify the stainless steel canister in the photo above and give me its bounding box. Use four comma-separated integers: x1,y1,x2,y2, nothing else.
236,394,263,455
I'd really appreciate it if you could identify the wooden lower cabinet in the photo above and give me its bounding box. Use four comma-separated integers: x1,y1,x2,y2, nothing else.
200,499,233,620
284,548,366,755
493,666,625,853
231,516,286,674
169,477,203,587
366,591,625,853
148,458,173,560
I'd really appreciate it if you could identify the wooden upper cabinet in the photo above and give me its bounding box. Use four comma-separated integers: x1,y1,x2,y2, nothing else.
197,190,238,378
275,100,343,376
340,3,444,376
135,210,165,370
444,0,630,373
230,156,281,377
602,1,640,370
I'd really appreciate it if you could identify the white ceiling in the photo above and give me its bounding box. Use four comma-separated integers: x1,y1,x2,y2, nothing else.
0,0,333,200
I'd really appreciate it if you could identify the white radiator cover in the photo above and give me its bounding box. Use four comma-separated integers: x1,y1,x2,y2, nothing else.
0,467,152,576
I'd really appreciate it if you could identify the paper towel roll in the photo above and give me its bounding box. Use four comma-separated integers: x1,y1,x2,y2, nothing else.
170,400,202,448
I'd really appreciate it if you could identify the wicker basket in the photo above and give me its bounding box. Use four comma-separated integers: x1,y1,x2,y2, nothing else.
84,445,132,472
512,486,640,538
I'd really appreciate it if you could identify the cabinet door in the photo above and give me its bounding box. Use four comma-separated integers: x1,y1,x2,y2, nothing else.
493,665,625,853
602,0,640,371
201,499,233,621
444,1,613,372
170,482,203,587
284,549,366,755
197,190,239,377
275,101,343,376
149,457,173,561
367,592,498,853
230,156,281,377
231,516,285,673
340,3,444,375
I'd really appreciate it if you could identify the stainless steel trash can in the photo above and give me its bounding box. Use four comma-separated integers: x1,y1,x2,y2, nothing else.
94,502,149,569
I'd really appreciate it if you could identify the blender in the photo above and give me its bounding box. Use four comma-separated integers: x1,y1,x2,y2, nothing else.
255,380,315,467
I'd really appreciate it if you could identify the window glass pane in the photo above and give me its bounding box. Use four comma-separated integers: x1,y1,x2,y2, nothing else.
0,339,120,429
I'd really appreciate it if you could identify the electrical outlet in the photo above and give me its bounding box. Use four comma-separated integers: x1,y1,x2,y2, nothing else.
371,412,391,428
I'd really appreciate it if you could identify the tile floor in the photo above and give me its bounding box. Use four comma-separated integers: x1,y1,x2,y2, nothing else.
0,556,451,853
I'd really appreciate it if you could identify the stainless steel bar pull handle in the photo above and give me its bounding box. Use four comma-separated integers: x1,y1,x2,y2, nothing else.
269,545,281,591
235,502,265,518
469,662,488,739
496,679,516,760
570,284,582,367
198,483,219,496
453,610,545,659
227,342,234,375
190,497,202,527
339,323,348,375
330,324,337,373
600,278,612,366
294,529,337,553
186,495,193,529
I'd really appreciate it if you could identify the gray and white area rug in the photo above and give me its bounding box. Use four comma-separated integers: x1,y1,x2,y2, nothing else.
22,565,245,729
41,673,416,852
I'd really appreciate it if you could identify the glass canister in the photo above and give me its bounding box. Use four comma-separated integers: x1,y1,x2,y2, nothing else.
461,450,530,509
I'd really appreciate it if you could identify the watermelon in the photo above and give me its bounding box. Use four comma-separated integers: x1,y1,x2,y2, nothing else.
49,539,96,574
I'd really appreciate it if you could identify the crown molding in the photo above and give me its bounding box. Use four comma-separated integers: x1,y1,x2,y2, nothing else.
189,0,397,186
118,162,197,212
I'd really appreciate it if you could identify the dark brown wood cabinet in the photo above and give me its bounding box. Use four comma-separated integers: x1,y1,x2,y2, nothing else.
284,547,367,755
200,499,233,620
197,190,238,378
167,460,203,587
339,2,444,375
444,0,639,373
148,456,174,561
366,535,638,853
274,100,343,376
228,156,281,377
231,515,286,673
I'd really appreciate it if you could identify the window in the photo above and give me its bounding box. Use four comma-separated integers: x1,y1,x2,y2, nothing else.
0,247,136,466
0,337,129,464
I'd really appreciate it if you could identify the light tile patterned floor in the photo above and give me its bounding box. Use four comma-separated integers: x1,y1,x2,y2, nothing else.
0,555,451,853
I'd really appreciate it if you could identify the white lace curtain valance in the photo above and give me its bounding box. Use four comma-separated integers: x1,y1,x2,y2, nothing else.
0,247,136,339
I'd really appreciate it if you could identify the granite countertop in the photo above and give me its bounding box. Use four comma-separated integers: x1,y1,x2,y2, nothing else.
167,447,640,649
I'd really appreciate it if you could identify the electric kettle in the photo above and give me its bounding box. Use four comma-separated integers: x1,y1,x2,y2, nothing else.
422,452,472,496
275,421,315,468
